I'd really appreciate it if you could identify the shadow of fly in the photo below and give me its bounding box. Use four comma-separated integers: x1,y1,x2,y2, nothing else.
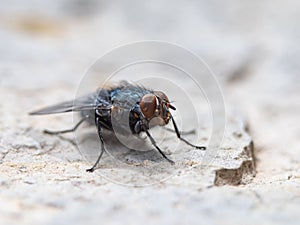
30,81,206,172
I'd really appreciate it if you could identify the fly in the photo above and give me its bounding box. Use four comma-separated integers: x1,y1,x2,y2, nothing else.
30,81,206,172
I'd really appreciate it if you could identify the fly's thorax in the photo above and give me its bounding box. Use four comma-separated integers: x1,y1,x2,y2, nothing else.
110,105,123,121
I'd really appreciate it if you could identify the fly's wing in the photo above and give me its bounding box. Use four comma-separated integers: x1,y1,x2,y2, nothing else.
29,92,111,115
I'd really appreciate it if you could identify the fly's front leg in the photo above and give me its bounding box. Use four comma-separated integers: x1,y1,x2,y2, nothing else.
170,114,206,150
44,115,89,135
145,130,175,165
134,109,174,165
86,116,106,173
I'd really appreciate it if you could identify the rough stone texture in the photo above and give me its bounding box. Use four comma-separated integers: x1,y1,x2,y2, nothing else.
1,1,300,225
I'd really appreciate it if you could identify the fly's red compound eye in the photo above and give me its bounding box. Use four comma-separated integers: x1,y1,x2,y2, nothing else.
140,94,157,120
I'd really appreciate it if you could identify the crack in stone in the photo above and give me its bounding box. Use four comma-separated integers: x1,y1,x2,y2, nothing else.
214,141,256,186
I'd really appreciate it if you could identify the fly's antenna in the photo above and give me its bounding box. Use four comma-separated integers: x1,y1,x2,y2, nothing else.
166,100,176,110
169,104,176,110
163,100,176,110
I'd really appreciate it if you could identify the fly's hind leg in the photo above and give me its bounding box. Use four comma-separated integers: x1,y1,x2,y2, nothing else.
44,116,89,135
86,116,106,172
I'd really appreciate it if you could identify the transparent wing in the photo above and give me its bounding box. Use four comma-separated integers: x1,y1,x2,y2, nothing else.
29,92,111,115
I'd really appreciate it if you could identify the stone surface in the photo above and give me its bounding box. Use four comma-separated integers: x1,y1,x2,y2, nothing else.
1,1,300,225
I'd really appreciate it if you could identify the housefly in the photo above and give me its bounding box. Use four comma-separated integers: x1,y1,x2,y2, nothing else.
30,81,206,172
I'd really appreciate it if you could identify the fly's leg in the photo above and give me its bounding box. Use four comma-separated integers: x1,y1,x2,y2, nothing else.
86,116,106,172
170,115,206,150
145,130,175,165
44,116,89,135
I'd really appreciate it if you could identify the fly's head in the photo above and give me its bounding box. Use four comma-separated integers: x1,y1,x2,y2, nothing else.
139,91,176,126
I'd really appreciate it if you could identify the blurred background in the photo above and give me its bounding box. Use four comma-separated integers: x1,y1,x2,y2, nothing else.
1,0,299,224
1,0,299,87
